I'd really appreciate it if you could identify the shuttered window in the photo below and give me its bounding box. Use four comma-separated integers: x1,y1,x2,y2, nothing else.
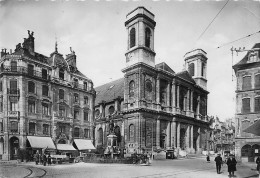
242,98,251,113
255,74,260,89
255,97,260,112
242,76,252,90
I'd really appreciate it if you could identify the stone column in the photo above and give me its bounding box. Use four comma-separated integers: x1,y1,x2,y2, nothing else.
186,89,190,111
171,81,176,112
156,119,160,148
166,121,171,148
156,76,160,104
190,90,194,113
196,128,201,153
167,82,170,106
196,95,200,119
177,84,180,109
190,125,194,153
177,122,180,148
170,121,176,148
186,125,190,151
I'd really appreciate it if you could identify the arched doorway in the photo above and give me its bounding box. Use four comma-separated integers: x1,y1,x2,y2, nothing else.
114,126,121,144
0,137,4,160
10,137,19,160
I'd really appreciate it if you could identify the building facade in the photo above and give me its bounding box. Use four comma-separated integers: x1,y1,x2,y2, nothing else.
213,117,235,153
233,43,260,162
0,31,95,161
94,7,213,157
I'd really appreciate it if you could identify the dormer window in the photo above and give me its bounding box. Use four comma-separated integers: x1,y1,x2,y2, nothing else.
248,51,259,63
59,68,64,80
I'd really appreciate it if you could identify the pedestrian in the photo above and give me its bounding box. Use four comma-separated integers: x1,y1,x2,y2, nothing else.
256,156,260,177
226,154,237,177
214,153,223,174
35,150,39,165
206,154,210,162
47,153,52,166
43,153,47,166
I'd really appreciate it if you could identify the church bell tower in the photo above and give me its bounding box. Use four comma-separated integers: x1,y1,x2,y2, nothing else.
125,7,156,67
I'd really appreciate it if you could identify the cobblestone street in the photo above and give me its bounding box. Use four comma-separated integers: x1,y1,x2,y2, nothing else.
1,157,259,178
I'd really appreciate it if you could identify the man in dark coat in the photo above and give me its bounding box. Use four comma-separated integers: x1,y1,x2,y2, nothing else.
214,154,223,174
226,154,237,177
256,156,260,175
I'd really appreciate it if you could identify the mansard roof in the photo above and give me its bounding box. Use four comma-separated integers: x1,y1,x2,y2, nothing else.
155,62,175,74
233,43,260,72
175,70,196,84
95,78,124,105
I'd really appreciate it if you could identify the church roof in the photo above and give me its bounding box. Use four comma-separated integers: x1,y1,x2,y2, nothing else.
175,70,196,84
233,43,260,71
95,78,124,105
155,62,175,74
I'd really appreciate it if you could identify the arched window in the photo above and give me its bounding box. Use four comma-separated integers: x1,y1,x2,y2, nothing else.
145,79,153,101
28,81,35,93
59,68,64,80
188,63,195,76
129,80,135,98
74,127,80,137
59,89,64,100
160,80,167,105
84,96,88,105
201,62,205,77
95,109,100,118
108,105,115,115
241,144,251,156
98,128,103,144
130,28,136,48
129,124,134,142
242,98,250,113
242,76,252,90
145,28,151,48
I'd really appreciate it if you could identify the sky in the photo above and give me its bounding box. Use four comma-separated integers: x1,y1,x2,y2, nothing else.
0,0,260,120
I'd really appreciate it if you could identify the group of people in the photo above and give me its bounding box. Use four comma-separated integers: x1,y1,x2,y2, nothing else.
34,150,52,166
214,153,237,177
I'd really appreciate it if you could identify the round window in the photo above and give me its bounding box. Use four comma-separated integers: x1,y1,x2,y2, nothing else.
109,106,115,115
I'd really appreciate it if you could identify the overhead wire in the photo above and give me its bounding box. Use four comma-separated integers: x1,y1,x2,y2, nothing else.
216,30,260,49
196,0,230,42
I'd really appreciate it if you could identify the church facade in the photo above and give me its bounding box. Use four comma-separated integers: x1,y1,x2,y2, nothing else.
94,7,213,157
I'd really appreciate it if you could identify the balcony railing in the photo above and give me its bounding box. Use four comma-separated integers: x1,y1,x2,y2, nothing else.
8,111,19,117
7,88,20,95
0,65,50,80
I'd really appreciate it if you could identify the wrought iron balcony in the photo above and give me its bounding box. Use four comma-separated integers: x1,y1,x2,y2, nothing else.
7,88,20,95
0,65,50,80
8,111,20,117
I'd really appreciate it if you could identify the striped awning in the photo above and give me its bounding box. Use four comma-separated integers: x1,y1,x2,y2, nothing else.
56,144,76,151
73,139,96,151
27,136,56,149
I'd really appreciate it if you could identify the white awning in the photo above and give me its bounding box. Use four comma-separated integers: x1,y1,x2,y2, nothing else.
73,139,96,150
27,136,56,149
243,119,260,136
56,144,76,151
